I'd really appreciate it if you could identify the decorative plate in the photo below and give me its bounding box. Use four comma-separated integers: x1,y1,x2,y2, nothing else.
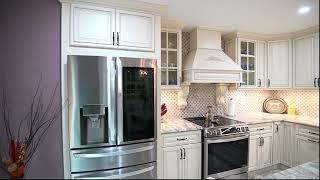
263,98,287,114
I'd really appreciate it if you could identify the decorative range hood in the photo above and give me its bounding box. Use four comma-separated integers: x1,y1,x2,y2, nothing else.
183,28,242,83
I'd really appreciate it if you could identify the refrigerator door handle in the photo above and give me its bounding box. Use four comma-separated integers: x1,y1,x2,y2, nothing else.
116,58,124,144
74,166,155,179
108,58,117,144
73,145,154,158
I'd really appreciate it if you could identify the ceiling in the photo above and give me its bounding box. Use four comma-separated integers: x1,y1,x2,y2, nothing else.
139,0,319,34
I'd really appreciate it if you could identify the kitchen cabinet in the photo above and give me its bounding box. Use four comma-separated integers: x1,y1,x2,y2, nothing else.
248,123,273,171
70,4,155,51
248,135,260,171
162,146,183,179
239,40,257,87
161,131,201,179
293,33,319,89
295,124,319,166
71,4,115,48
281,122,295,167
267,40,292,89
224,38,267,88
272,122,281,164
116,10,154,51
161,29,182,89
295,135,319,165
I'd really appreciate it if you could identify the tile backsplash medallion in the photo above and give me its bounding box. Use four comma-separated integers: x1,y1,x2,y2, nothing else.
161,32,319,119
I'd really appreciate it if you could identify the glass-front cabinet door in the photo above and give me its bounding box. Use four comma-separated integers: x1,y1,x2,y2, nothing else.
239,40,257,87
161,29,182,89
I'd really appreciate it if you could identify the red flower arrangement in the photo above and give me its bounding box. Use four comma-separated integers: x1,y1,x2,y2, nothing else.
0,79,64,179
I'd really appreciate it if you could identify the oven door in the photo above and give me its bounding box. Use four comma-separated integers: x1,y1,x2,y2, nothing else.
204,134,249,179
116,57,157,145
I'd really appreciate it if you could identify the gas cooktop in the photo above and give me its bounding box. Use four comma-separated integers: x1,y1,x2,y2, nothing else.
184,116,243,128
184,116,249,138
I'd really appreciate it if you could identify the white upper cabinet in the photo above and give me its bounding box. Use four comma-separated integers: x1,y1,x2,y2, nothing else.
257,41,267,88
70,4,155,51
161,29,182,89
293,33,319,89
267,40,292,89
71,4,115,48
116,10,154,51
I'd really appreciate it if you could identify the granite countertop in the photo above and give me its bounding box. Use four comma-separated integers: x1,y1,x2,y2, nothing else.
160,118,202,134
225,112,319,127
261,161,319,179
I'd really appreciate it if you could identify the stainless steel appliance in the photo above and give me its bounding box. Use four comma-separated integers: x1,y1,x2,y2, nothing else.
67,56,157,179
184,116,249,179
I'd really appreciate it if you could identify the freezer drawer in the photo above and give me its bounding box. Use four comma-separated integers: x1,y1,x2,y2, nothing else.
70,141,156,172
71,162,157,179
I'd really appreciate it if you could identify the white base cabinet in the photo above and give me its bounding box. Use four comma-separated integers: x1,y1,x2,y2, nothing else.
248,123,274,171
281,122,295,167
295,124,320,166
161,131,202,179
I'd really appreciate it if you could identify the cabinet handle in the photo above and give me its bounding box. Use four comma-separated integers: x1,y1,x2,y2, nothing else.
180,148,183,160
275,124,279,133
257,128,265,131
183,148,186,159
112,32,115,45
314,78,317,87
268,79,270,87
308,131,319,136
261,137,264,146
177,137,188,141
259,137,262,146
308,139,319,143
258,79,261,87
117,32,119,46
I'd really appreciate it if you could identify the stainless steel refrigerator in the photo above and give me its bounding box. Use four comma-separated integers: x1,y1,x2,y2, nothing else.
67,55,157,179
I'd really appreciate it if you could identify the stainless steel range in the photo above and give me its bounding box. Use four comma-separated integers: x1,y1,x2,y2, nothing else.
184,115,249,179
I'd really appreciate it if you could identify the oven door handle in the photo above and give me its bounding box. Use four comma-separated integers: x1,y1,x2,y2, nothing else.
206,134,249,144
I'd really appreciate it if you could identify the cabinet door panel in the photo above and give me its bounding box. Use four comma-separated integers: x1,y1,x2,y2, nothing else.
257,41,266,87
293,36,315,88
184,143,201,179
273,122,281,164
248,135,259,171
267,40,292,88
71,4,115,47
281,123,294,167
260,133,273,168
162,146,183,179
296,136,319,165
116,10,154,51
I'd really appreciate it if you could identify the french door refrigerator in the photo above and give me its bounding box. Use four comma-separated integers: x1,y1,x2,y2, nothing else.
67,55,157,179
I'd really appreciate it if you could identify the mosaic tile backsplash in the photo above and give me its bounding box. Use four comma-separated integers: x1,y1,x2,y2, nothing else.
161,32,319,119
161,86,319,119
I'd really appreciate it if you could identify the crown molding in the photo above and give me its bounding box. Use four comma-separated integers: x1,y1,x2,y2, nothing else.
59,0,168,16
222,25,319,42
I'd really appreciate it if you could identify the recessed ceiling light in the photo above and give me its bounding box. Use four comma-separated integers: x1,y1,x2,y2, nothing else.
298,6,311,14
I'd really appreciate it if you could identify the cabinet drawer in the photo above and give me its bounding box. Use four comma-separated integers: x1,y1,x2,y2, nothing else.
249,123,273,135
162,131,201,147
296,125,319,140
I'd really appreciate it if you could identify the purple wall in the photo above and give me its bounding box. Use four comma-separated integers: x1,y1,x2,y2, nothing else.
0,0,63,178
